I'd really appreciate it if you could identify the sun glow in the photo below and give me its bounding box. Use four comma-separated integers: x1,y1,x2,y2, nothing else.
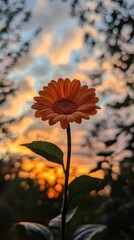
3,153,104,199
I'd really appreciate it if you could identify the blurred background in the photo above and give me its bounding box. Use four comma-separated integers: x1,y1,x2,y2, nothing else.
0,0,134,239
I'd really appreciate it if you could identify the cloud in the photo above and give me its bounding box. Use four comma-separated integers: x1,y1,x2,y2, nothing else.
2,77,36,117
32,3,84,65
31,0,72,31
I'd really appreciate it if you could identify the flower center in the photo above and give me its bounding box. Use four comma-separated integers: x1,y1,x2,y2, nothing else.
53,98,78,114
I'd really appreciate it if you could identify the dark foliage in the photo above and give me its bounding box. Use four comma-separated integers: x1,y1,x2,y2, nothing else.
0,157,62,239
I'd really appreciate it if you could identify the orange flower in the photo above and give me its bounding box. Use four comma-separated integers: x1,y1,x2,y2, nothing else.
32,78,100,129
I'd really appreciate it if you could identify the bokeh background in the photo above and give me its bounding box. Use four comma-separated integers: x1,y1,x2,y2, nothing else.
0,0,134,239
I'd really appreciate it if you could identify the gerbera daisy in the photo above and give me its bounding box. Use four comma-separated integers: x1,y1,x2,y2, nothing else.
32,78,100,129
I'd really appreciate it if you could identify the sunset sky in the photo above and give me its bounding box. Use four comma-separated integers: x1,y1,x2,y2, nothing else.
1,0,127,173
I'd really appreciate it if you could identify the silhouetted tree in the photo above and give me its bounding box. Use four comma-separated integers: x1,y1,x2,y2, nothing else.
59,1,134,238
59,0,134,171
0,0,41,141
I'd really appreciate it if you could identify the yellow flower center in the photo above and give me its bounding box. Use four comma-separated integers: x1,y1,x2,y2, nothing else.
53,98,78,114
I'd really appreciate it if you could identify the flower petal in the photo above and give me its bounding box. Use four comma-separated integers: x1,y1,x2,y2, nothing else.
67,114,82,124
49,118,55,126
41,115,48,121
69,79,81,99
32,103,44,110
47,113,59,120
74,86,94,101
57,78,65,98
66,114,75,122
39,90,55,103
74,111,90,119
52,114,67,124
48,80,61,98
40,109,54,115
64,78,71,97
74,117,82,124
76,91,96,105
34,97,52,107
60,119,68,129
87,109,97,115
77,103,99,111
35,111,42,118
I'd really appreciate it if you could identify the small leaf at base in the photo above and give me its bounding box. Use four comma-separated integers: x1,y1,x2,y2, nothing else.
69,224,107,240
14,222,54,240
49,207,78,229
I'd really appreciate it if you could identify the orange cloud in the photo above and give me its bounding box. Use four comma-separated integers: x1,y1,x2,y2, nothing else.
2,77,36,117
33,27,84,65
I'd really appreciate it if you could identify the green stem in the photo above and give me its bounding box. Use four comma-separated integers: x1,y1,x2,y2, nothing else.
61,123,71,240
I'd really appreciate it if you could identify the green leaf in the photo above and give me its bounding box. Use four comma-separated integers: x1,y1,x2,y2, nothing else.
21,141,64,166
14,222,54,240
69,224,106,240
68,175,102,202
49,207,78,229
